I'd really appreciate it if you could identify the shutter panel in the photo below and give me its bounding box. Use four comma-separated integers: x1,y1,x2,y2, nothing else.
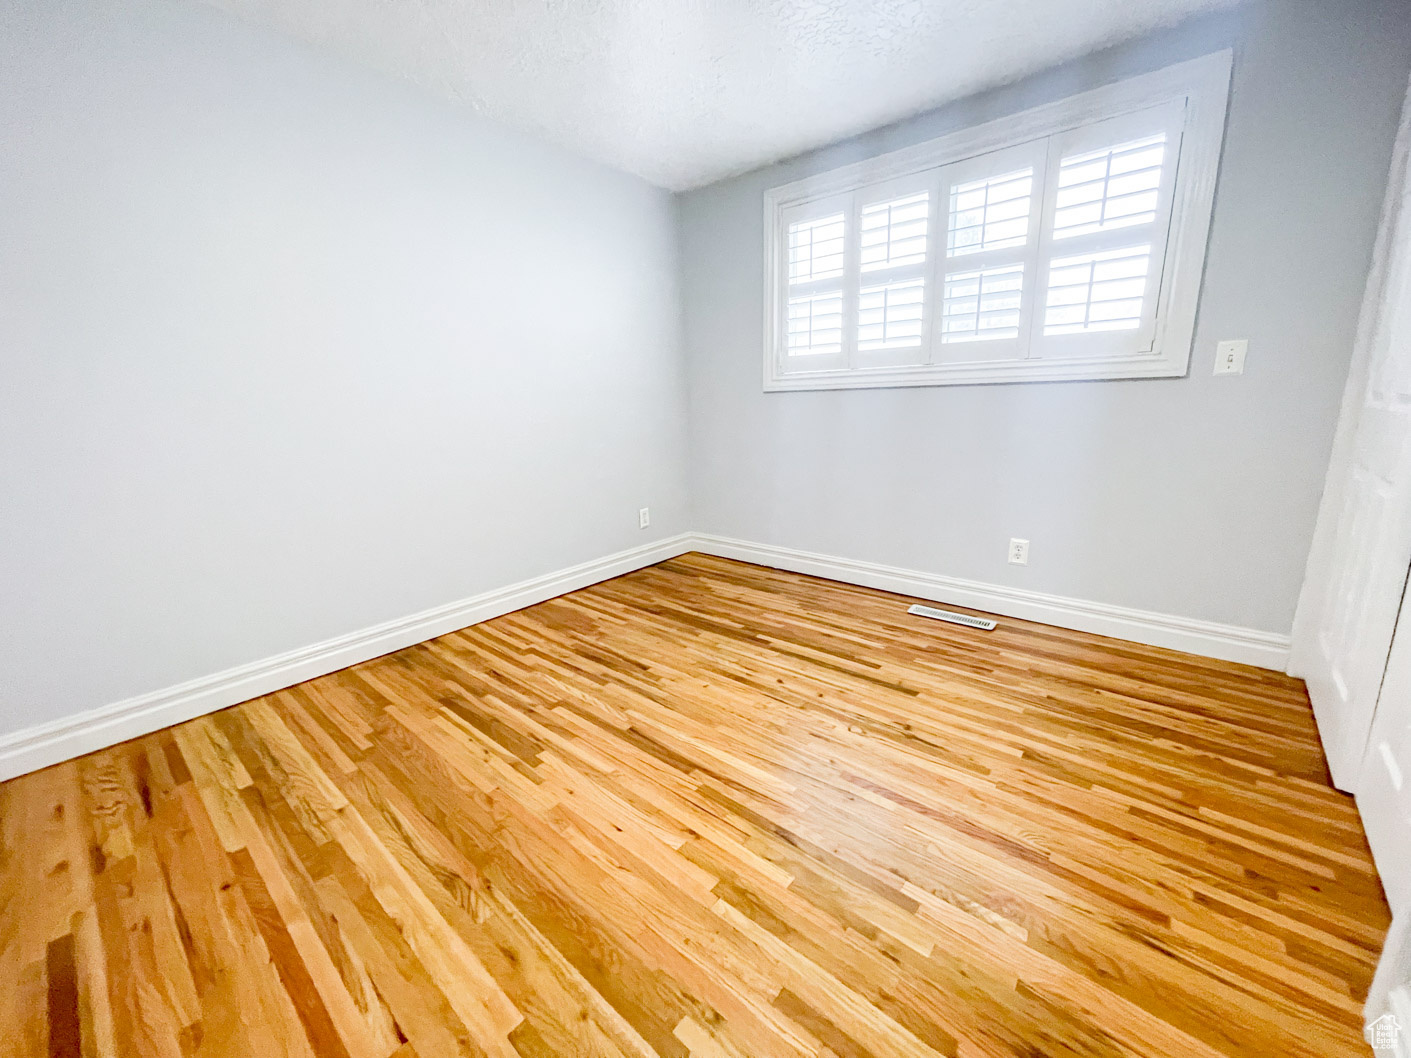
853,182,933,365
1032,101,1184,360
780,204,850,365
936,139,1048,363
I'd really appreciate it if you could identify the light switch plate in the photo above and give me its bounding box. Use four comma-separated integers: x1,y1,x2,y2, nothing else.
1214,339,1248,375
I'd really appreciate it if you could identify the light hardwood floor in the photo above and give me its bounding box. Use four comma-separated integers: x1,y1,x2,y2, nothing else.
0,554,1390,1058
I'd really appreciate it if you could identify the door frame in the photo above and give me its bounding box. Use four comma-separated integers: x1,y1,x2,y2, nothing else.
1291,81,1411,793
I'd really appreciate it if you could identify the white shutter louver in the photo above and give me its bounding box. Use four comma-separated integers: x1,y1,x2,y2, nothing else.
1043,245,1151,334
862,192,929,271
788,213,845,281
1053,134,1166,239
942,266,1025,343
859,279,925,351
787,291,844,355
948,169,1034,256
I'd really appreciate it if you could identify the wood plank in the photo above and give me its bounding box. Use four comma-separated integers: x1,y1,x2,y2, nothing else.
0,554,1390,1057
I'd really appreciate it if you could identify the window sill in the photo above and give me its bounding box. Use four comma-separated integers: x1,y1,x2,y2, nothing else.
763,351,1188,392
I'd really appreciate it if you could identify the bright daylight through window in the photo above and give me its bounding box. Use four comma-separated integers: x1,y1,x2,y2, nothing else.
763,52,1232,390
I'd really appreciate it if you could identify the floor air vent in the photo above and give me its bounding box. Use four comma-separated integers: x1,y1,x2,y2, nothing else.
907,604,997,631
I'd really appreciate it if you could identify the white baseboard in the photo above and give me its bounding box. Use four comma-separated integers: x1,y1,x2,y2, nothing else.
688,534,1291,671
0,534,694,782
0,530,1293,781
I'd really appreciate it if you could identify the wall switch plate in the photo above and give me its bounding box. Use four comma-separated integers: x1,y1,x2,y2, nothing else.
638,507,650,529
1214,339,1248,375
1008,538,1029,565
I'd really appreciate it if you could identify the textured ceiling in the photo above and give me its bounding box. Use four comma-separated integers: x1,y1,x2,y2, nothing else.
205,0,1238,190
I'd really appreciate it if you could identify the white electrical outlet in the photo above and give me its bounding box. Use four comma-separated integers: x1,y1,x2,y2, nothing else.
1008,538,1029,565
638,507,650,529
1214,339,1247,375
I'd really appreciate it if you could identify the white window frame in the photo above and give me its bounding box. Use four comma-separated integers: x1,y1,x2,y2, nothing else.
762,51,1233,392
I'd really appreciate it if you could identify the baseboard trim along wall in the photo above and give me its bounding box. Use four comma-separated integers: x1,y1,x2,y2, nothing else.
0,530,1292,781
689,534,1292,671
0,534,695,782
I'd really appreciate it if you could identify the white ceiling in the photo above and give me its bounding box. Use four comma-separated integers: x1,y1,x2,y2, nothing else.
207,0,1238,191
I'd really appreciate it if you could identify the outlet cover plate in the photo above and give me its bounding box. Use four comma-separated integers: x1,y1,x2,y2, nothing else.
1214,339,1247,375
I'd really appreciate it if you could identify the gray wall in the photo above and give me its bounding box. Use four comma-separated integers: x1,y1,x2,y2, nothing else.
0,0,689,732
5,0,1409,741
679,0,1411,635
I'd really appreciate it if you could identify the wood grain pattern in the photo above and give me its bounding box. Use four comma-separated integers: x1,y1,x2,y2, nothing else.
0,554,1390,1057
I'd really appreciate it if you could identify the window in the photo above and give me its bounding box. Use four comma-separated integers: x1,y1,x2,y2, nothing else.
763,52,1232,391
